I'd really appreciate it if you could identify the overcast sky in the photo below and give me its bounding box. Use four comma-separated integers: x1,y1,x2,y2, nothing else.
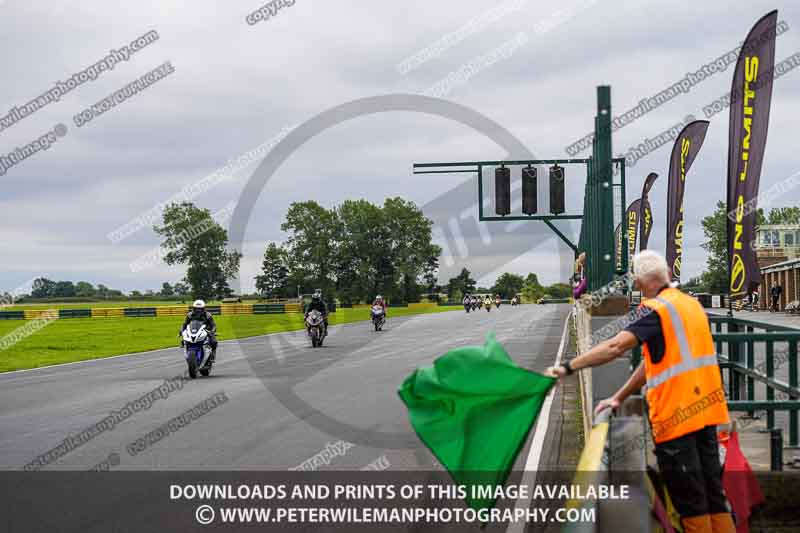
1,0,799,294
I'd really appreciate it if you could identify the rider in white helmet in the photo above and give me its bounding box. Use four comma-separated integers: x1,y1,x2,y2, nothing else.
180,299,218,361
373,294,387,314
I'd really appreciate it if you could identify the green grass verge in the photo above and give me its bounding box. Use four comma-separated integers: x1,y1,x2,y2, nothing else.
0,306,457,373
3,300,221,311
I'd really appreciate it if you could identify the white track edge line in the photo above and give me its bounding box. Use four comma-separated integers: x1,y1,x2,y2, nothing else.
506,309,572,533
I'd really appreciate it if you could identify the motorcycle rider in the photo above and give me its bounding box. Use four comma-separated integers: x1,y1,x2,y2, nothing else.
463,293,472,310
304,290,329,332
372,294,387,314
180,299,218,362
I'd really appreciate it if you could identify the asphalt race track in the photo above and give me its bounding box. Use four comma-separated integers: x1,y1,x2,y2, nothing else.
0,304,570,473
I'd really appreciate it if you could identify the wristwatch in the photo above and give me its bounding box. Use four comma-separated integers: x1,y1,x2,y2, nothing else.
561,361,574,376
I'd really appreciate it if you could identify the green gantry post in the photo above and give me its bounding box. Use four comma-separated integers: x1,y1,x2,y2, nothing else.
584,86,616,291
576,85,622,290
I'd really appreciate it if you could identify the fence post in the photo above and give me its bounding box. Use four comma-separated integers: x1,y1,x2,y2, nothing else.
767,341,775,431
729,322,741,401
770,429,784,471
746,326,755,418
790,340,798,447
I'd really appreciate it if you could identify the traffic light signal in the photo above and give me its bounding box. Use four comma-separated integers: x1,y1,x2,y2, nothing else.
522,166,537,215
495,166,510,216
549,164,565,215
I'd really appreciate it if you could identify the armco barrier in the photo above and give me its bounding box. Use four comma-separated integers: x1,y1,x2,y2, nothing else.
253,304,285,314
0,311,25,320
123,307,157,317
155,306,189,317
285,303,303,313
23,309,58,320
221,304,253,315
91,308,125,318
58,308,91,319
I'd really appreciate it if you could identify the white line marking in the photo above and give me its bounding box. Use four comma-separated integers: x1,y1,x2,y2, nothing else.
506,310,571,533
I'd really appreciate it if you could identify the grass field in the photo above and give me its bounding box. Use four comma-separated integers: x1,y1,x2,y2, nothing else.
0,306,458,373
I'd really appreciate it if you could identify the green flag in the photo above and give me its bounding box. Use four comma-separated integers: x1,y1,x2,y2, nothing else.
398,332,555,510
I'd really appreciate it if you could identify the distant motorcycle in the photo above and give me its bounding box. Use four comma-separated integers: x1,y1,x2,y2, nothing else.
181,319,213,378
495,297,501,309
471,299,479,311
371,304,386,331
464,301,471,313
306,310,326,347
511,297,519,307
484,299,492,312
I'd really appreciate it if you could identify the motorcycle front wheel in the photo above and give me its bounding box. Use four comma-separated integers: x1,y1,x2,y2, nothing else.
187,354,197,379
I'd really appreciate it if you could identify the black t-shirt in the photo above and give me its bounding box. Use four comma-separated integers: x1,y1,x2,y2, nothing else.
624,286,671,364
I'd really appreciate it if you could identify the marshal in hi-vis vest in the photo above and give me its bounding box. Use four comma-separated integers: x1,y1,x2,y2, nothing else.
640,288,729,443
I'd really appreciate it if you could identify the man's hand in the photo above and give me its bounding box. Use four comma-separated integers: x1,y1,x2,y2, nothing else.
544,365,567,379
594,397,620,417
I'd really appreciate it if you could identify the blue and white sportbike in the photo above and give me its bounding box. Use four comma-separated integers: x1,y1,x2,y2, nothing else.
181,319,213,378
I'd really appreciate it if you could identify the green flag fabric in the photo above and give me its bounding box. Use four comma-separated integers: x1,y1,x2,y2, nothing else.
398,332,555,510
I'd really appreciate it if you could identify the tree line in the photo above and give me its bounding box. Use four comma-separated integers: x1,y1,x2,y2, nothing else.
256,198,441,304
444,268,571,302
21,279,192,301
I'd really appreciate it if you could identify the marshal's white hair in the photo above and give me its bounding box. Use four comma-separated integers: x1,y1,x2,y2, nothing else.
632,250,670,283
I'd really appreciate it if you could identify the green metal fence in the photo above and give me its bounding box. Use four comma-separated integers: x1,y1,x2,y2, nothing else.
709,316,800,448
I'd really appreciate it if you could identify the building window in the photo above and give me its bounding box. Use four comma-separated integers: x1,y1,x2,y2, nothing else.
786,232,795,247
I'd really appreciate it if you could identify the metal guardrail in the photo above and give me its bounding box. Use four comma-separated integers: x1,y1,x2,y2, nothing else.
562,409,610,533
709,316,800,452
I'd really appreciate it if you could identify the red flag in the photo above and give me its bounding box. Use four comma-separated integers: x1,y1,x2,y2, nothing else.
722,432,764,532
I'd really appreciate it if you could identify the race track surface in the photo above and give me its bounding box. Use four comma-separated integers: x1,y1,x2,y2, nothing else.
0,304,571,472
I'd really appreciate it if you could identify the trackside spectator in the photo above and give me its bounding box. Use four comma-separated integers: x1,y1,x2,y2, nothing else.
547,250,734,533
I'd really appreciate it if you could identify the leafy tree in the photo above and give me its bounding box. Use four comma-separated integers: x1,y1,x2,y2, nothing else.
446,268,476,301
422,261,440,301
53,281,76,297
682,276,704,293
75,281,95,298
130,290,143,298
160,282,174,297
491,273,525,299
173,282,190,296
255,243,290,298
699,201,729,293
154,202,242,299
334,199,386,303
766,207,800,224
31,278,56,298
544,283,572,299
280,198,441,304
381,198,441,303
521,273,545,302
282,201,340,300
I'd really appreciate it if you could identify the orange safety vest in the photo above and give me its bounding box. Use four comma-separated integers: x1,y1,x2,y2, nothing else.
640,287,729,443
